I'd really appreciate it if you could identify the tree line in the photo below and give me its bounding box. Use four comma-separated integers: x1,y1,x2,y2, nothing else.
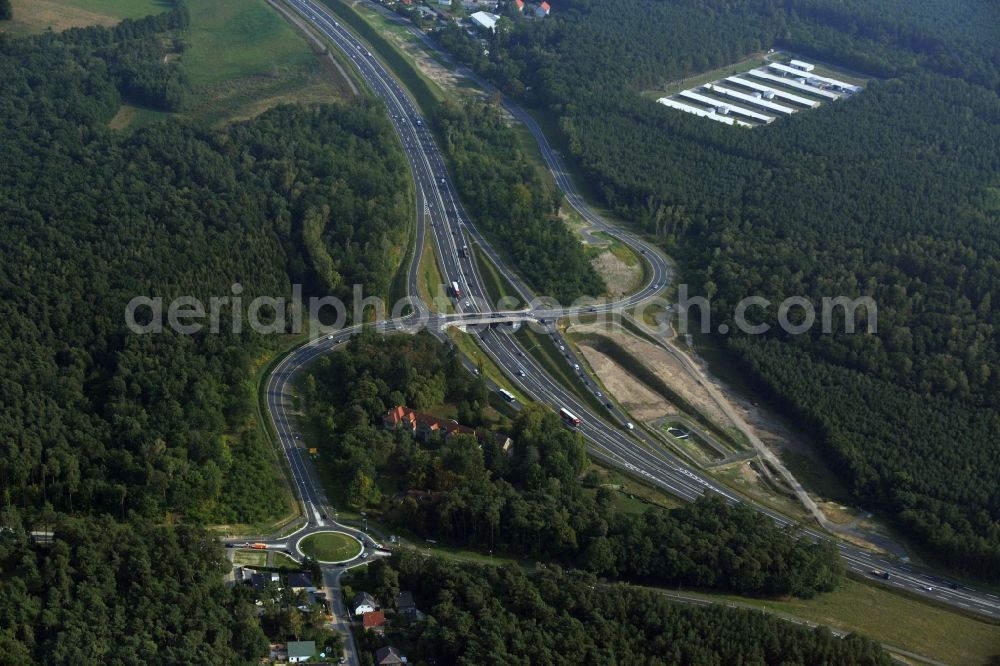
351,554,890,666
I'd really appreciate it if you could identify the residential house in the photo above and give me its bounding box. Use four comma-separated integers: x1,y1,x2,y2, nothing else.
353,591,378,616
513,0,524,11
250,572,277,595
534,1,550,16
383,405,476,442
375,646,405,665
287,640,316,663
362,610,386,634
286,572,316,594
395,590,417,614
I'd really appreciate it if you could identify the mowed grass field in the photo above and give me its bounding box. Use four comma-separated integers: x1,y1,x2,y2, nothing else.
704,578,1000,666
177,0,357,124
299,532,362,562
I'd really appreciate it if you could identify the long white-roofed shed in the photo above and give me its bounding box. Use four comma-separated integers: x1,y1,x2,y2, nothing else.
470,10,500,31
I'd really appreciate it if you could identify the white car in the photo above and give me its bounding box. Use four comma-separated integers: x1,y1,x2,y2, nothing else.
626,422,635,430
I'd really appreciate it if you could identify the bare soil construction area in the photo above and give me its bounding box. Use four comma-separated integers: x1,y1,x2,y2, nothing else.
576,343,677,422
569,323,736,431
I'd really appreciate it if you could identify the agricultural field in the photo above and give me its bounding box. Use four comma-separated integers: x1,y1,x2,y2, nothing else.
4,0,357,126
2,0,166,36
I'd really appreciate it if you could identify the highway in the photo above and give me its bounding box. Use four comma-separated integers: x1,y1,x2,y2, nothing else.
242,0,1000,644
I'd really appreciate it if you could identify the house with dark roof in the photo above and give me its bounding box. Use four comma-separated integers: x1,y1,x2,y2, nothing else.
395,590,416,614
250,572,277,595
286,572,316,593
375,645,405,665
353,591,378,616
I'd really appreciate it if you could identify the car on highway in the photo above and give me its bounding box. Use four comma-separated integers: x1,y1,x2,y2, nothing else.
922,585,933,592
573,363,580,370
519,370,526,377
595,391,603,397
626,422,634,430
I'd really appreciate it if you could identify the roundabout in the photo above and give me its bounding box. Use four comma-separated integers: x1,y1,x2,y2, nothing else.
297,531,364,563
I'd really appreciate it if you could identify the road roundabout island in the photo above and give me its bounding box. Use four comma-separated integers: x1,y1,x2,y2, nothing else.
296,531,364,564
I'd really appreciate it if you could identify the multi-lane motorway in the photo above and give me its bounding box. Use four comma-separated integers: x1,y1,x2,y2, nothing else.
244,0,1000,646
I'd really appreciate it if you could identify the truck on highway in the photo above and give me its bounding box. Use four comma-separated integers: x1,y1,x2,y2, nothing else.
459,245,469,258
498,389,516,403
449,281,462,299
559,408,581,426
250,543,268,550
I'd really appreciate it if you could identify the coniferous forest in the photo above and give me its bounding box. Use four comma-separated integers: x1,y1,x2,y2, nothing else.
437,0,1000,579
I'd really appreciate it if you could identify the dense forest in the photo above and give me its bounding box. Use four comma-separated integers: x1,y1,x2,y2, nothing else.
304,332,842,597
436,98,604,303
0,5,410,661
0,0,11,22
436,0,1000,577
0,6,409,524
348,555,889,666
0,512,267,664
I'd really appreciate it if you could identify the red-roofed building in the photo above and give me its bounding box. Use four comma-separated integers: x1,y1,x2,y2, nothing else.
362,610,386,634
513,0,524,11
535,1,550,16
383,406,476,442
400,0,412,5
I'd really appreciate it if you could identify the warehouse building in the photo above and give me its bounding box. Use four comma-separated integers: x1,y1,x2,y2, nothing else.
656,98,752,127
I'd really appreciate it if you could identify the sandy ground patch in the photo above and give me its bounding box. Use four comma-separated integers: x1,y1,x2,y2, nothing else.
357,4,465,92
571,323,736,431
577,343,676,422
592,249,641,299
